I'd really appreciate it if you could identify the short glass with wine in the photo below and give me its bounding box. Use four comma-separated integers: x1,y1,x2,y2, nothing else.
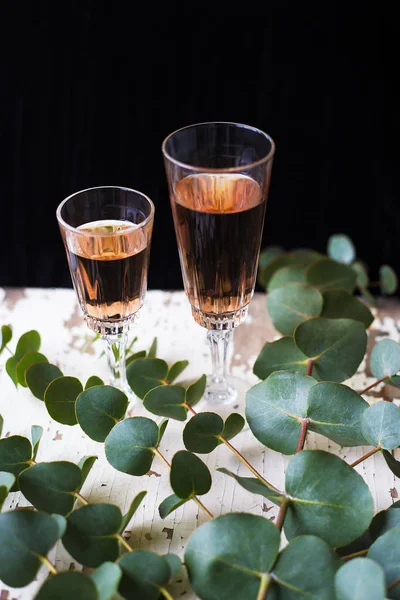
57,186,154,398
162,122,274,404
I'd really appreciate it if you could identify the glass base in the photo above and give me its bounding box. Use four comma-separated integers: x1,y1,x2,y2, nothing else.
205,375,237,405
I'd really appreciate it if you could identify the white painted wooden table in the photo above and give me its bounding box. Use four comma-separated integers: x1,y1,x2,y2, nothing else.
1,289,400,600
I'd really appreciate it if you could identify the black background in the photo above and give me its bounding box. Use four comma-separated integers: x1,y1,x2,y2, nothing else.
1,4,397,292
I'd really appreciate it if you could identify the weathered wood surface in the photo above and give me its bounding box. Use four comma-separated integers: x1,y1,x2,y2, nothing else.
1,289,400,599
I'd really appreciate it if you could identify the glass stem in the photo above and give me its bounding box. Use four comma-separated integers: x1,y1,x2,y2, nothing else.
207,330,232,385
102,332,130,393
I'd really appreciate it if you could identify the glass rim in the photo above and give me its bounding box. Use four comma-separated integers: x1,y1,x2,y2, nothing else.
56,185,155,237
161,121,275,173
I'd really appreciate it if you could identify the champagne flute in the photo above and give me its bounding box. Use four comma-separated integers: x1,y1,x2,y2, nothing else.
57,186,154,399
162,122,274,404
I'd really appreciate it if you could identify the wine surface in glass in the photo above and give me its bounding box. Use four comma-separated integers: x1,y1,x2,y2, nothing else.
66,220,150,321
171,173,266,320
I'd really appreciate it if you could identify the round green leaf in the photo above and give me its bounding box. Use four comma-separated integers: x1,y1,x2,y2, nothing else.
118,550,172,600
143,385,187,421
380,265,398,295
19,461,82,515
361,401,400,450
368,528,400,596
307,382,369,446
0,325,12,355
0,472,16,509
63,503,122,567
260,251,321,288
31,424,43,460
382,449,400,478
267,266,306,292
183,412,223,454
52,514,67,538
186,374,207,407
120,490,147,532
306,258,357,293
85,375,104,389
222,413,246,441
148,337,157,358
0,435,32,480
294,318,367,382
78,455,98,486
284,450,374,547
105,417,158,476
5,355,19,386
35,572,98,600
16,352,48,387
159,493,188,518
321,290,374,328
259,245,285,269
185,513,280,600
15,330,41,358
157,419,169,446
91,562,122,600
0,510,61,587
246,371,317,455
126,358,169,399
25,362,63,400
217,468,284,505
272,535,339,599
170,450,212,499
44,376,83,425
352,261,369,288
267,283,323,335
76,385,128,442
126,350,147,365
327,234,356,264
334,557,385,600
370,508,400,540
370,339,400,379
163,553,181,578
166,360,189,384
253,337,309,380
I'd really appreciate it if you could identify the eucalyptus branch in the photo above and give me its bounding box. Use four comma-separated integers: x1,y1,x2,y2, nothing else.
296,419,309,453
160,588,175,600
74,491,88,505
117,534,133,552
39,555,58,575
388,575,400,592
341,548,369,561
256,573,271,600
275,498,289,531
153,447,214,519
359,376,388,396
306,359,314,376
350,446,380,468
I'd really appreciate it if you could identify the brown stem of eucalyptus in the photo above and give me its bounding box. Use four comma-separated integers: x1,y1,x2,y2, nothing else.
275,499,289,531
388,575,400,592
152,447,214,519
296,419,309,453
350,446,381,468
359,376,388,396
341,548,369,561
306,359,314,376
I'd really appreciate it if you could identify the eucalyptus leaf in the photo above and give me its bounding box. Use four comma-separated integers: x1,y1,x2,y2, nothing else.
0,509,61,587
217,468,284,505
246,371,317,455
120,490,147,532
186,374,207,407
164,553,182,578
253,337,309,380
105,417,158,476
118,550,172,599
15,330,41,358
267,283,323,335
380,265,398,295
185,513,280,600
143,385,187,421
157,419,169,446
370,339,400,379
267,266,306,291
272,535,339,599
334,557,385,600
369,528,400,597
63,503,122,567
44,376,83,425
327,234,356,264
91,562,122,600
183,412,223,454
361,402,400,450
148,337,157,358
78,455,98,487
126,350,147,365
6,355,20,386
307,382,369,446
85,375,104,389
259,245,284,269
0,472,16,509
35,572,98,600
76,385,128,442
126,358,169,398
0,414,3,437
382,450,400,478
0,435,32,480
159,493,188,518
352,261,369,288
306,258,357,293
51,513,67,538
19,461,82,515
25,362,63,400
0,324,12,355
16,352,48,387
284,450,374,547
370,508,400,540
321,289,374,328
294,318,367,382
170,450,212,499
166,360,189,384
31,425,43,460
221,413,245,441
260,251,321,288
